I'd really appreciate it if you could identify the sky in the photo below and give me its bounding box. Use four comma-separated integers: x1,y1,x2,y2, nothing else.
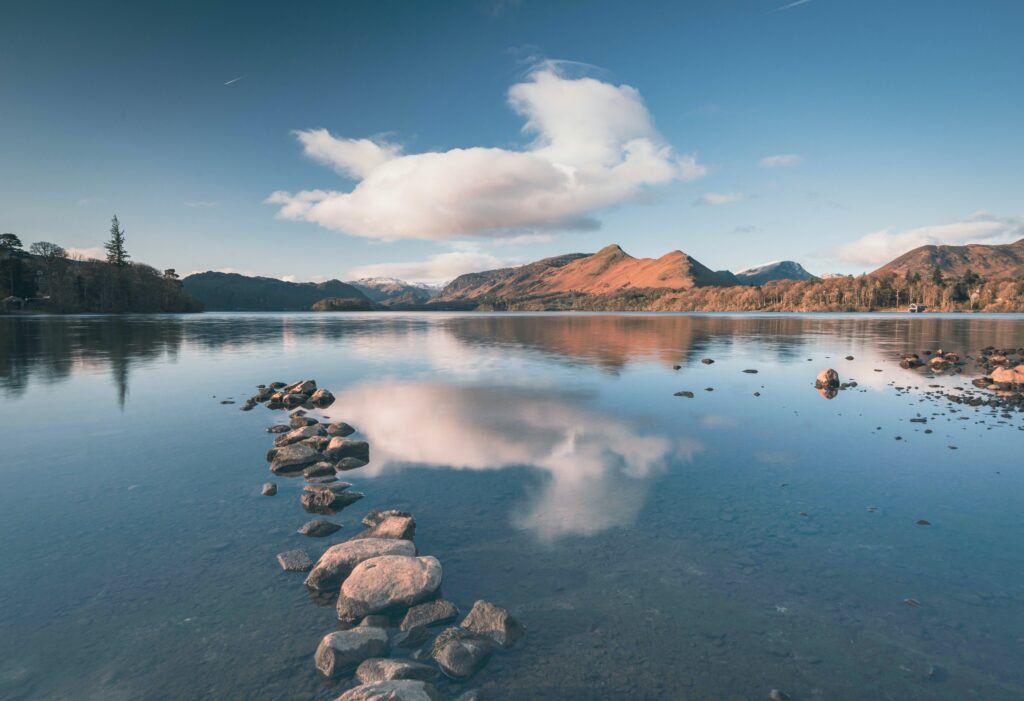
2,0,1023,285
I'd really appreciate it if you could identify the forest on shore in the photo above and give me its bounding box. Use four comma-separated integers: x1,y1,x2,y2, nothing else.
1,218,202,314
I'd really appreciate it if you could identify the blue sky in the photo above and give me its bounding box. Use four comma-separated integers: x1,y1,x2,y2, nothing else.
2,0,1022,284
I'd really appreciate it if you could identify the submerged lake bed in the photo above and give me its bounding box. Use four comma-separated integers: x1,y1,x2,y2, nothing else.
2,312,1023,700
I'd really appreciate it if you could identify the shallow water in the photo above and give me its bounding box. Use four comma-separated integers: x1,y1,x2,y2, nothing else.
1,312,1023,701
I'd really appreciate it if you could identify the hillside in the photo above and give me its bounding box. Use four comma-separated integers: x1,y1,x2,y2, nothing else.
436,245,734,303
183,272,371,311
872,239,1024,279
734,260,817,285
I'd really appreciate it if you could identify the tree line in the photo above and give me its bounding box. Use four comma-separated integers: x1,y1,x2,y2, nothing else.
1,216,201,313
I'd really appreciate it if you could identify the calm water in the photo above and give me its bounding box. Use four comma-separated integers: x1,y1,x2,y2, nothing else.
2,313,1023,701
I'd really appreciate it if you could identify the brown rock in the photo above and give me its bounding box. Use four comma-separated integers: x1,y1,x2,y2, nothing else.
460,600,524,647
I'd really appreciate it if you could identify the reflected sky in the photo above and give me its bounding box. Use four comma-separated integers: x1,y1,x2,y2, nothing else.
324,381,699,540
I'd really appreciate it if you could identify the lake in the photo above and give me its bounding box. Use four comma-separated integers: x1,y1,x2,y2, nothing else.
1,312,1023,701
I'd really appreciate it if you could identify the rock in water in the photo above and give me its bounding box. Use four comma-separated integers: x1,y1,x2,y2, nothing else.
401,599,458,631
303,461,336,478
290,415,318,428
314,627,389,678
301,487,364,515
327,421,356,437
311,487,351,505
261,482,277,496
701,358,715,364
297,519,342,537
311,388,336,407
354,510,417,540
674,390,694,398
265,424,290,433
337,457,369,471
325,437,371,462
285,379,317,395
269,443,322,474
460,600,524,647
276,549,313,572
355,658,438,684
336,555,443,622
274,423,326,447
337,680,442,701
305,538,417,590
431,627,493,680
815,368,839,389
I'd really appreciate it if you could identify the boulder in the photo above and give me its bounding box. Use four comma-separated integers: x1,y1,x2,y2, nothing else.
265,424,290,433
815,368,839,389
301,486,364,515
290,415,319,428
328,422,356,437
261,482,277,496
311,388,336,407
992,365,1024,385
431,627,492,680
275,424,326,447
283,393,309,408
304,461,337,478
701,358,715,364
314,627,389,678
306,538,417,590
336,555,442,622
337,680,442,701
269,443,322,474
354,510,416,541
326,437,371,462
301,435,332,452
337,457,369,471
401,599,458,631
460,600,524,647
277,549,313,572
285,379,317,395
298,519,342,537
355,658,438,684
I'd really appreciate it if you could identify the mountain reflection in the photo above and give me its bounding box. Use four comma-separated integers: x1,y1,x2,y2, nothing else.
3,313,1020,400
324,381,697,541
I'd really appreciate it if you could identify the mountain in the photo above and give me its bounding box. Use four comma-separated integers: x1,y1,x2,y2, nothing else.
347,277,440,305
436,245,735,304
183,272,372,311
872,239,1024,279
734,260,817,285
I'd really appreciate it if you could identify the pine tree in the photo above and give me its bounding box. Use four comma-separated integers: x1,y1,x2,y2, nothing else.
105,215,130,267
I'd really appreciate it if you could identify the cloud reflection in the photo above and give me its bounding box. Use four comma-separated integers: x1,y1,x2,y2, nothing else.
324,381,700,541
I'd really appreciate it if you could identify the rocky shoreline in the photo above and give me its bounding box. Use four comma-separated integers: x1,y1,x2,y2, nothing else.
240,378,524,701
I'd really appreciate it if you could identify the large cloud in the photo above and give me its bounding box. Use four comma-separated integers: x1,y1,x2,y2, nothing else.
267,64,705,241
838,212,1024,267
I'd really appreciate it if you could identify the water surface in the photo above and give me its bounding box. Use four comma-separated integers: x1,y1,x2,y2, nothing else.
2,313,1023,700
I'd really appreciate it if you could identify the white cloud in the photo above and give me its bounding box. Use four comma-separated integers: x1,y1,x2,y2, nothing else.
348,250,508,286
838,212,1024,267
268,63,706,241
758,153,801,168
280,275,297,283
321,381,692,541
695,192,744,206
67,246,105,260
